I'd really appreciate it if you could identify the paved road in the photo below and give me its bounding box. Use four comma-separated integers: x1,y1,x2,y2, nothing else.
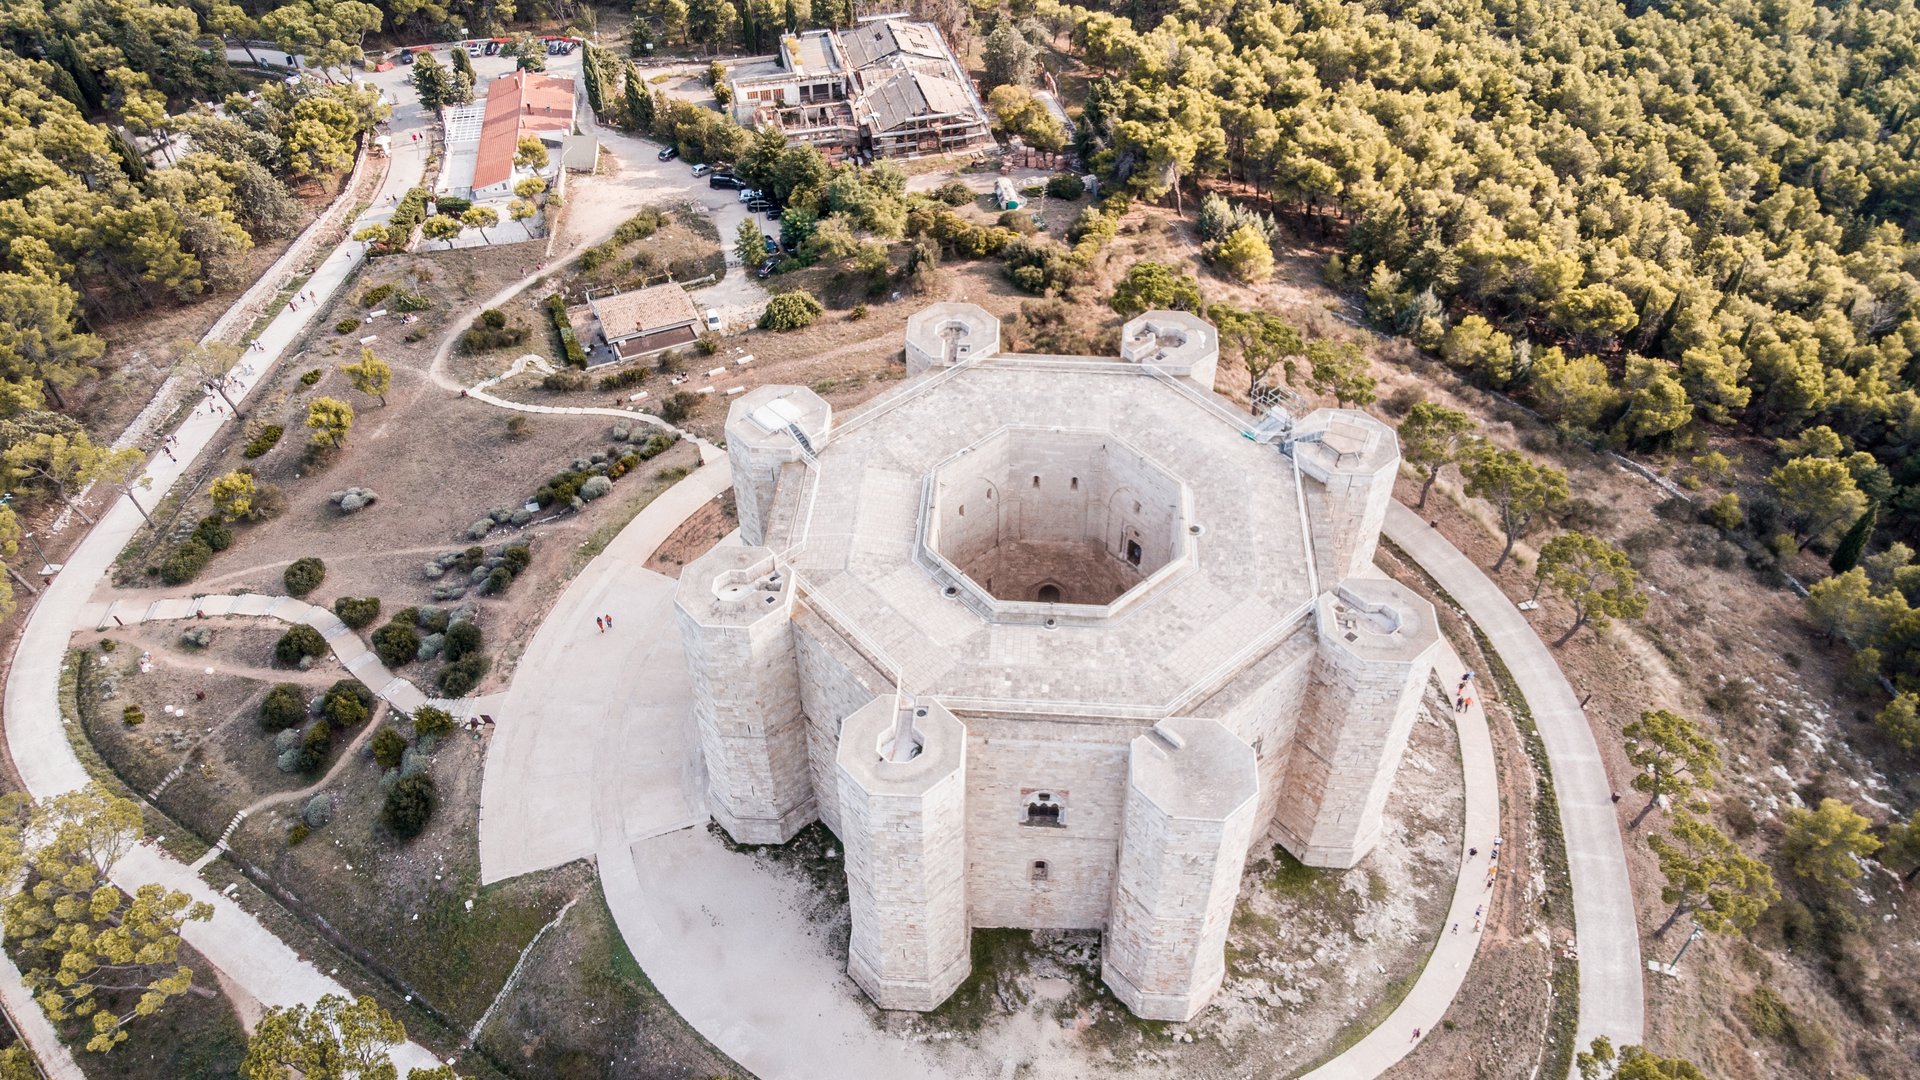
0,76,446,1074
1383,501,1645,1059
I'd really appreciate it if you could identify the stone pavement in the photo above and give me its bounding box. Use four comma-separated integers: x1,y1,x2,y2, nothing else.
0,83,447,1072
476,455,730,884
1383,501,1646,1056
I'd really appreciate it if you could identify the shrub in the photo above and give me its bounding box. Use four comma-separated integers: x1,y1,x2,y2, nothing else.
505,415,529,438
287,822,311,845
193,516,233,552
295,718,332,772
303,793,333,828
462,307,530,353
360,283,396,308
389,288,432,313
484,566,513,594
259,683,308,731
372,621,419,667
760,291,823,331
122,705,144,726
242,425,285,458
284,557,326,597
411,705,454,737
546,293,588,367
437,654,490,696
371,726,408,768
1045,173,1085,200
300,369,323,386
382,774,437,838
935,180,975,206
658,391,698,424
275,624,327,666
542,369,590,392
435,195,471,215
501,545,532,575
997,209,1036,234
332,596,381,629
159,538,213,585
322,679,373,726
579,475,613,501
599,367,648,391
443,620,483,661
335,317,361,335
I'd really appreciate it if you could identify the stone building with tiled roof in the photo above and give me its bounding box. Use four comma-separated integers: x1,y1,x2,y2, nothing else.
586,283,702,362
726,17,991,160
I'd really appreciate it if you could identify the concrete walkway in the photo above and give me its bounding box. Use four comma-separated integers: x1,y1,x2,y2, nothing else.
1383,501,1645,1055
476,456,729,884
0,87,446,1072
1299,634,1498,1078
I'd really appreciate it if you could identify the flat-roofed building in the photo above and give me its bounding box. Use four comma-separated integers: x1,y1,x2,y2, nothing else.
587,283,703,362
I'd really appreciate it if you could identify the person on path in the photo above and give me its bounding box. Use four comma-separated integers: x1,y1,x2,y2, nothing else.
1410,1028,1421,1043
595,616,605,632
1450,922,1458,935
1468,847,1477,858
604,613,613,629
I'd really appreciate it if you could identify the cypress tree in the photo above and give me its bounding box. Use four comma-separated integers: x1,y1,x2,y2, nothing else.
1830,502,1878,574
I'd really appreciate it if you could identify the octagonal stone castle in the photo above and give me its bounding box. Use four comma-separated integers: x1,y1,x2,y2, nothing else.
672,304,1440,1022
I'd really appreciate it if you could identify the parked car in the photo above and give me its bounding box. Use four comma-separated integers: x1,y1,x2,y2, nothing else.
763,236,780,254
738,188,761,203
464,43,482,56
483,40,502,55
704,308,723,332
756,257,778,279
764,207,781,221
691,163,713,177
398,49,416,64
745,198,773,212
709,172,742,189
657,146,678,161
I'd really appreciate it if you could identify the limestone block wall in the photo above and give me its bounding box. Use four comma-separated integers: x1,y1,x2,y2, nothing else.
905,302,1000,375
1186,625,1318,854
838,698,972,1012
724,386,832,547
673,547,818,845
1273,579,1440,867
961,716,1138,929
1102,717,1258,1022
1290,410,1400,583
793,606,891,836
928,429,1187,605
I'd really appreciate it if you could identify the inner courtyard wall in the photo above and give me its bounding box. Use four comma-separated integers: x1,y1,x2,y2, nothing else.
931,430,1185,604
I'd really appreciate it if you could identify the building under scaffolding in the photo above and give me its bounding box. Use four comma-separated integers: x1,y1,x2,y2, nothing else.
726,17,993,161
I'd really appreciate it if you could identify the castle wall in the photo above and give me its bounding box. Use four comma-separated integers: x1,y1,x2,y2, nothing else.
960,716,1139,929
793,605,890,836
930,431,1184,605
1273,580,1440,867
1103,718,1258,1022
673,549,816,845
1185,624,1318,854
838,700,972,1011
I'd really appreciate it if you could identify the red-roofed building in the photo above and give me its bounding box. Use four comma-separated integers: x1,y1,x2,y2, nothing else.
464,70,577,199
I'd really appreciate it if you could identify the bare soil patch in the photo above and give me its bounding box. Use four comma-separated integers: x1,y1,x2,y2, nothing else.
643,492,737,578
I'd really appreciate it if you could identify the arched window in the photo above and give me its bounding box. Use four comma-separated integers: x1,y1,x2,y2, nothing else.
1024,792,1064,827
1030,860,1050,882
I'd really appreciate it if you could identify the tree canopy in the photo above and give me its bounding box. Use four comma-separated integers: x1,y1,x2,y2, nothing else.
0,786,214,1052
